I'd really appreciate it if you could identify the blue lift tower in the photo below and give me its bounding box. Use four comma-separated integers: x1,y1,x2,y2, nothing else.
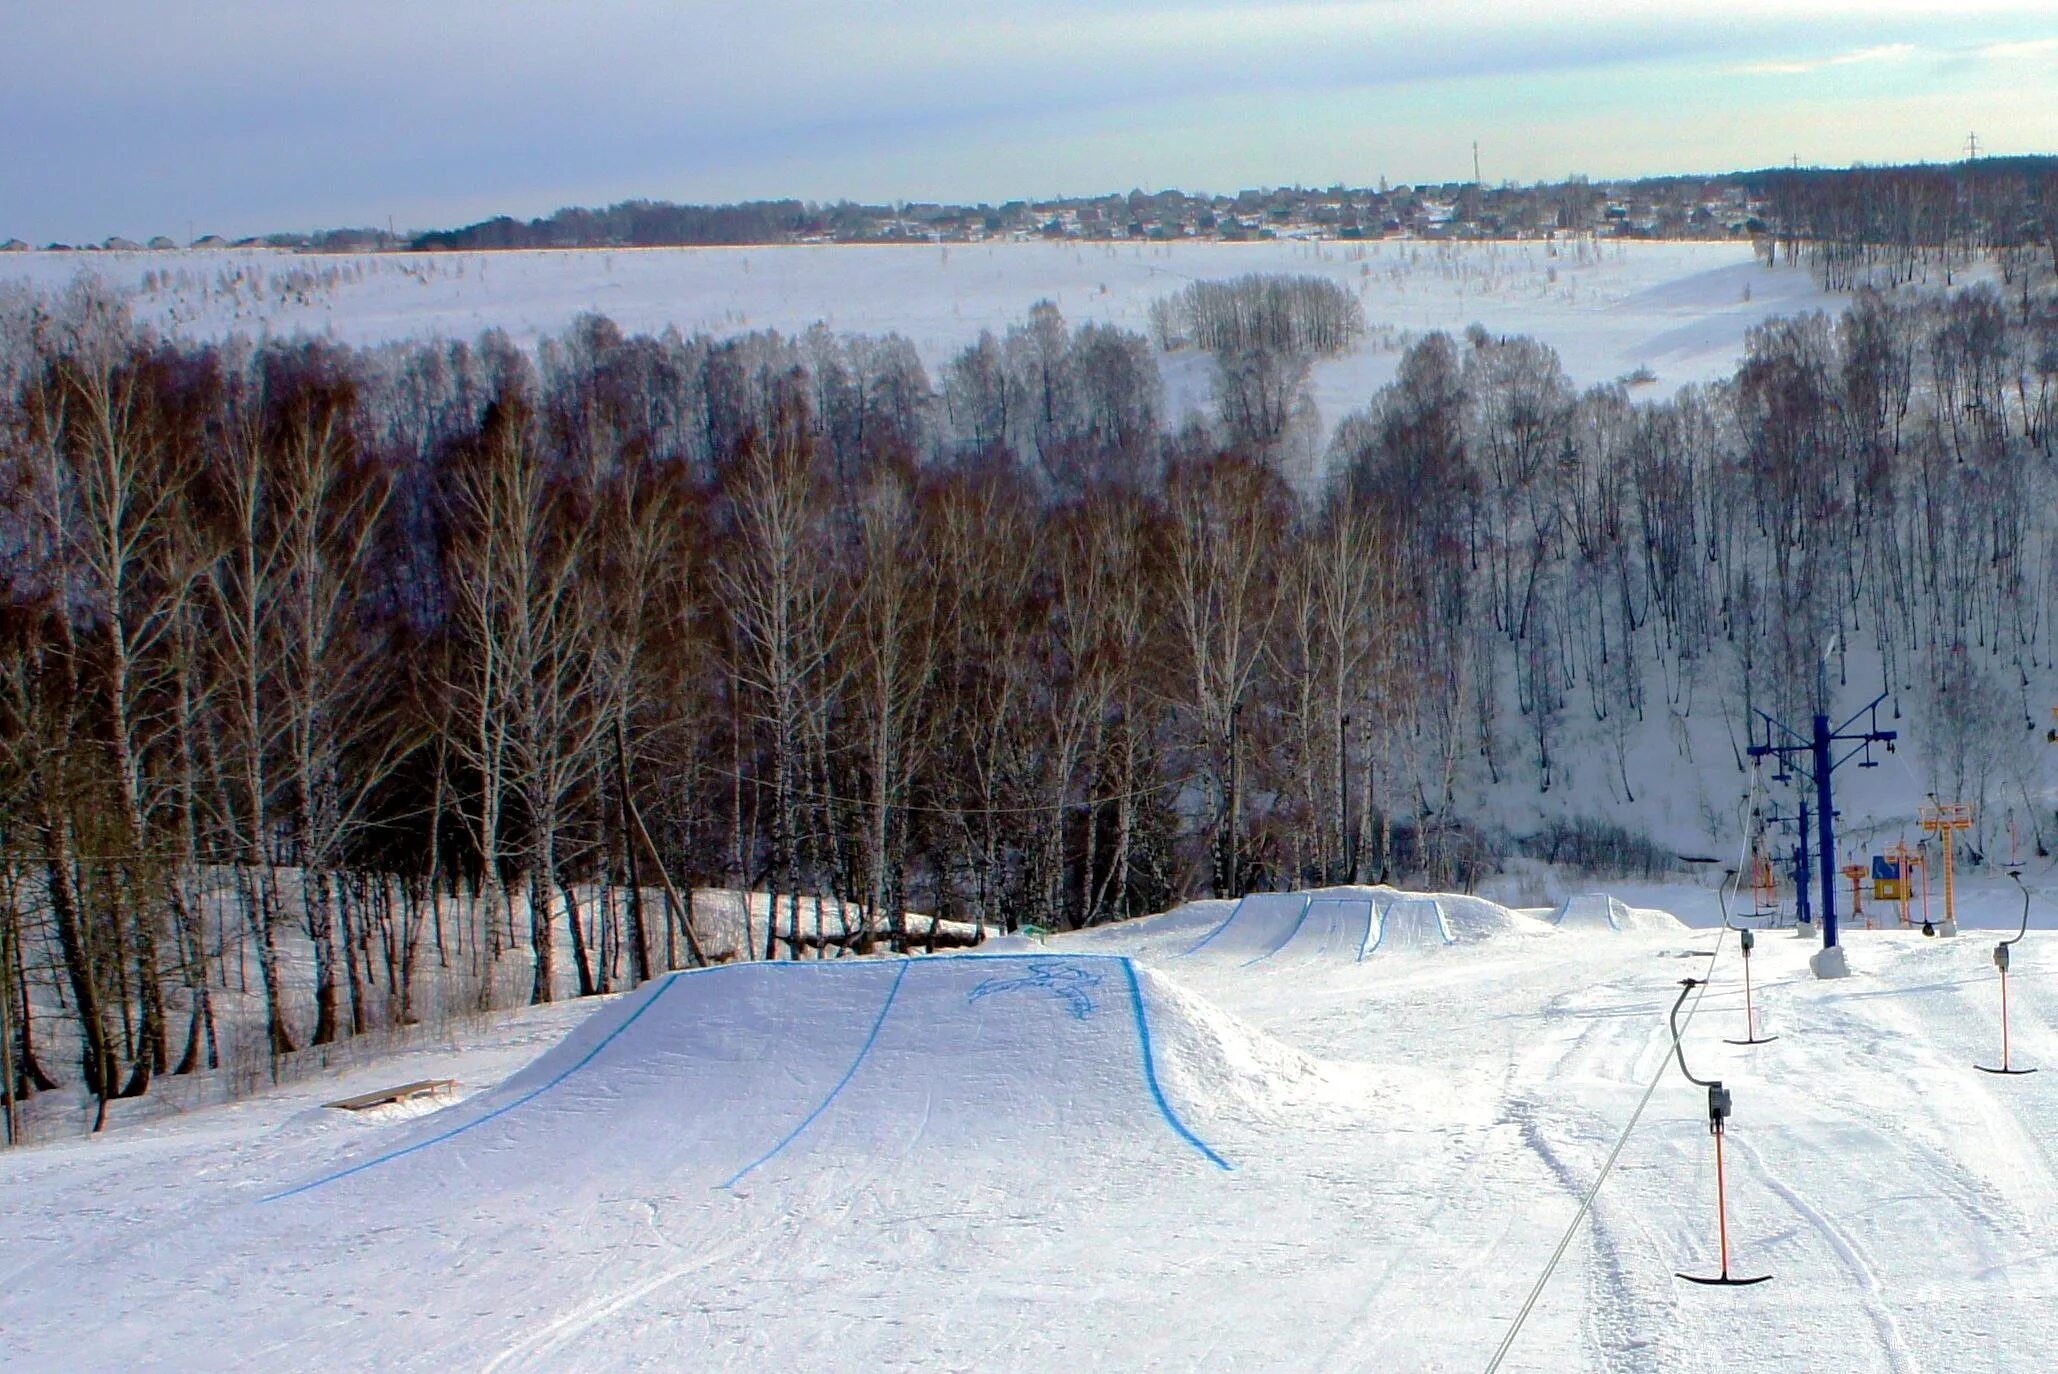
1747,689,1895,977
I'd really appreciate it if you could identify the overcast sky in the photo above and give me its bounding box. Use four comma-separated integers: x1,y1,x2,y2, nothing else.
5,2,2055,243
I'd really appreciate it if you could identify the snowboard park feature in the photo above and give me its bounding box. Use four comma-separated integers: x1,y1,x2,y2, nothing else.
1180,891,1318,963
265,953,1234,1208
1369,895,1457,953
1180,886,1519,967
15,879,2058,1370
1550,891,1680,934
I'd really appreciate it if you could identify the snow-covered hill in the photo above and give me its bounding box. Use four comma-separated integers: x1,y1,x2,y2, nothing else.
11,878,2058,1370
0,239,1834,435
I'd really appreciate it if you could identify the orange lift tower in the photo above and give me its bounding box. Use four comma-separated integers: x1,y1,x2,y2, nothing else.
1918,803,1974,936
1841,863,1871,929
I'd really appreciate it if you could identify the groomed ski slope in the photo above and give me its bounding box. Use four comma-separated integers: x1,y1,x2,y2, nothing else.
10,878,2058,1370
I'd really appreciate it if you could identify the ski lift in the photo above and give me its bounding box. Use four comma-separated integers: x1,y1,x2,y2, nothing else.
1720,870,1776,1046
1976,871,2037,1076
1672,978,1772,1286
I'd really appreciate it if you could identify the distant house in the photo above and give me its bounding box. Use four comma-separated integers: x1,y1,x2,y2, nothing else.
0,238,27,252
103,236,142,251
190,234,228,249
147,235,178,250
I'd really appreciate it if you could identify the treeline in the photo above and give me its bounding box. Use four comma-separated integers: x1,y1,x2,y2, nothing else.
3,267,2056,1134
1753,159,2058,293
411,200,828,251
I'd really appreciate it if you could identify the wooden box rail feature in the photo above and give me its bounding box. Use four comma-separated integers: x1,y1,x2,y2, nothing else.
324,1079,457,1112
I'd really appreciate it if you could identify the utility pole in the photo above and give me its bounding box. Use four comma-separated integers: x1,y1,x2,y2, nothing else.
1747,670,1895,976
1964,131,1981,162
1473,141,1483,187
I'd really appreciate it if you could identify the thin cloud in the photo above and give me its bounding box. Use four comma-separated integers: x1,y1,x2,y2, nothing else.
1737,42,1919,76
1977,37,2058,61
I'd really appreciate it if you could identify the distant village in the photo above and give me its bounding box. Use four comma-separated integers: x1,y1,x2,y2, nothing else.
2,174,1773,255
12,157,2053,261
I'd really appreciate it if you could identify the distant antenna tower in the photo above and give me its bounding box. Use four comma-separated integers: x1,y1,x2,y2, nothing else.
1965,131,1981,161
1473,141,1482,186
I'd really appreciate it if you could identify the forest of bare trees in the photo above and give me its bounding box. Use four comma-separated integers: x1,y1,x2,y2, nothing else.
2,262,2055,1139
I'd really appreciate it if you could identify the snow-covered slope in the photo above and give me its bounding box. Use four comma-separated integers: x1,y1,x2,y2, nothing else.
0,240,1835,434
15,881,2058,1370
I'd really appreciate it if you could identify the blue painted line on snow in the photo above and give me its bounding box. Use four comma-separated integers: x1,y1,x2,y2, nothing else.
1121,958,1232,1171
1355,901,1382,961
1240,895,1315,967
1367,900,1456,955
265,949,1232,1201
721,959,912,1188
260,971,686,1203
1178,897,1247,958
1363,907,1386,959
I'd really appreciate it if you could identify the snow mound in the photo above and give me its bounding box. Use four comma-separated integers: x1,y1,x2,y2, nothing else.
1373,897,1455,952
1072,897,1240,955
1174,885,1552,964
1134,965,1367,1120
1550,891,1684,933
264,954,1320,1204
1180,891,1321,962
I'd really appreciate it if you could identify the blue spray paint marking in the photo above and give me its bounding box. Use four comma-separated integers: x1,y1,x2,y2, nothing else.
1121,959,1233,1171
1359,903,1385,961
1240,896,1316,967
260,972,685,1203
1178,897,1247,958
721,959,912,1189
266,950,1229,1201
968,961,1104,1019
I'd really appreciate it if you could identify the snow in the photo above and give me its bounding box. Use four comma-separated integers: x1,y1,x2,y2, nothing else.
1550,892,1683,934
15,871,2058,1369
0,240,1837,438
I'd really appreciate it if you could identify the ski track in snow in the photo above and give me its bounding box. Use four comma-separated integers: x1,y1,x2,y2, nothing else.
19,882,2058,1368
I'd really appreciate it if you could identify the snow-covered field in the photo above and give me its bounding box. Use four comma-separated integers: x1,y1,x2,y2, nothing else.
0,239,1835,433
11,871,2058,1371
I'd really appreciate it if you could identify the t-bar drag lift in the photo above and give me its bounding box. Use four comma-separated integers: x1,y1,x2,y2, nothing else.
1672,978,1772,1286
1976,870,2037,1076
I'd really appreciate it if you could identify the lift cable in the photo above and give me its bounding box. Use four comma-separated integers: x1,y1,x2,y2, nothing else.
1482,927,1731,1373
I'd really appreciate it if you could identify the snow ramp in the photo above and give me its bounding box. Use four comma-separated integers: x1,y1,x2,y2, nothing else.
262,954,1274,1206
1180,892,1319,963
1178,887,1546,964
1549,891,1683,933
1367,896,1456,953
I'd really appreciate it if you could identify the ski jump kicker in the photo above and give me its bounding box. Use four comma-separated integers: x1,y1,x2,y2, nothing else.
262,954,1232,1207
1181,890,1456,965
